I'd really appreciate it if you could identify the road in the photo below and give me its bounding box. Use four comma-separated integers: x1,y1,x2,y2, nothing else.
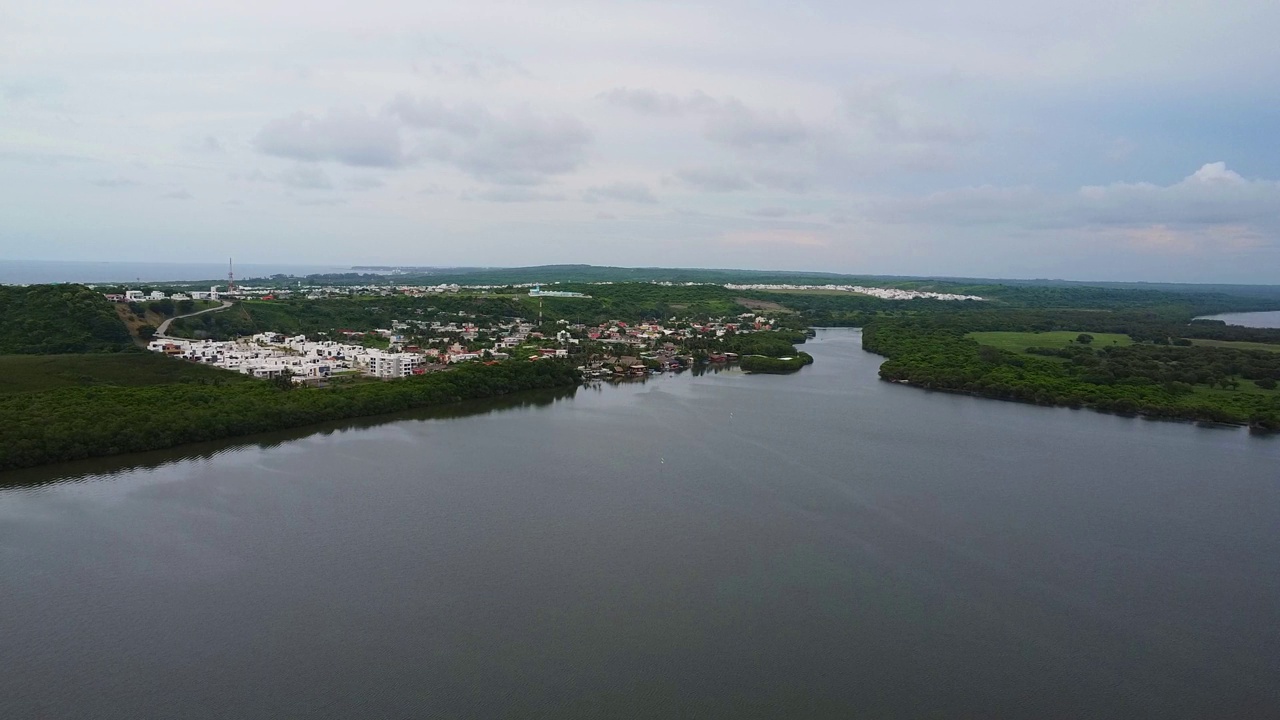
156,300,234,338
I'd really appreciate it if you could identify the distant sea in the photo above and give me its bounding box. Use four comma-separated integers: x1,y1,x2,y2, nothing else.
0,260,357,285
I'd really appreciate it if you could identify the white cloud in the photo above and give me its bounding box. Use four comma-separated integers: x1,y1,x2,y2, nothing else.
6,0,1280,280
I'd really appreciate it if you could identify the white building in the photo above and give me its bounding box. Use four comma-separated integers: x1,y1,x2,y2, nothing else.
366,351,424,378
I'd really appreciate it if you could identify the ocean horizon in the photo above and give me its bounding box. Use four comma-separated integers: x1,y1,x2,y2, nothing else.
0,260,357,285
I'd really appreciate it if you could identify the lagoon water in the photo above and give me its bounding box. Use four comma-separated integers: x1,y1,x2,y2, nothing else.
2,329,1279,718
1198,310,1280,329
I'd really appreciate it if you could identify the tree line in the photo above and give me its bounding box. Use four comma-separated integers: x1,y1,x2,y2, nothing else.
862,319,1280,430
0,359,581,471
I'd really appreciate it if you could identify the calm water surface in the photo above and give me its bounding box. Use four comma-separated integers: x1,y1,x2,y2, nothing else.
2,329,1278,719
1197,310,1280,329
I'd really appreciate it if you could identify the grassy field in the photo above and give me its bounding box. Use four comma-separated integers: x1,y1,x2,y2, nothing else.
1190,380,1277,399
0,353,250,394
1190,339,1280,353
968,331,1133,352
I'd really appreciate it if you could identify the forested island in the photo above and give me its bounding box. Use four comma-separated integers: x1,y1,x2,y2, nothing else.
3,271,1280,471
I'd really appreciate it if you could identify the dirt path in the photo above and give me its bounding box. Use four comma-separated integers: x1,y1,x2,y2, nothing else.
156,300,234,338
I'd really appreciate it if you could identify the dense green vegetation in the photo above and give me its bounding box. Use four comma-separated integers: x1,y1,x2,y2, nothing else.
214,265,1280,308
0,359,580,471
714,330,811,357
0,353,251,394
740,353,814,374
1189,339,1280,353
535,283,750,324
864,318,1280,430
6,275,1280,470
0,285,132,353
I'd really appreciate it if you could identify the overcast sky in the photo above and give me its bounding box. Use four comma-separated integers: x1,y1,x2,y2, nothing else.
3,0,1279,282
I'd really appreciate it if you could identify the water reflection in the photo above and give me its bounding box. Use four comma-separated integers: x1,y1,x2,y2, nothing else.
0,386,578,491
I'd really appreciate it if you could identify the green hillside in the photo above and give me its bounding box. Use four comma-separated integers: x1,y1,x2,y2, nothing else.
0,284,133,354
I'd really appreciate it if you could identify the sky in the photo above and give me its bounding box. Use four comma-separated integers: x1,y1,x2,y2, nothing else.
3,0,1279,282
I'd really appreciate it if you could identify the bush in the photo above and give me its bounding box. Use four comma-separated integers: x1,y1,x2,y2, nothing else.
740,353,814,374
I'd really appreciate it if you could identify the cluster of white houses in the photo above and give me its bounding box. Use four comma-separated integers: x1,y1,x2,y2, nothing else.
147,334,446,382
144,297,785,383
722,283,985,301
105,287,223,303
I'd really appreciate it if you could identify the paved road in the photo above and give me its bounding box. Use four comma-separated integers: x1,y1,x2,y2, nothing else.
155,300,233,338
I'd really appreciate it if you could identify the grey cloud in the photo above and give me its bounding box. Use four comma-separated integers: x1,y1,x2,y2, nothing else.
675,166,814,194
388,95,592,185
0,149,96,166
753,168,813,193
447,112,590,185
869,185,1045,227
92,177,139,188
604,87,809,148
384,95,485,136
276,164,333,189
704,100,808,148
346,175,385,191
749,206,793,218
404,38,529,83
161,189,192,200
583,181,657,204
255,108,405,168
844,85,980,146
467,187,566,203
599,87,718,115
197,135,224,153
298,198,346,206
675,167,754,192
3,77,66,101
869,163,1280,235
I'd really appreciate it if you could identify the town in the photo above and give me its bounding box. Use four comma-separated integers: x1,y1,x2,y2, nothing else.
94,274,996,384
722,283,986,301
143,303,785,383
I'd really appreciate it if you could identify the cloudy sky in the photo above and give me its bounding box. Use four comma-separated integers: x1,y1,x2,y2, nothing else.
3,0,1279,282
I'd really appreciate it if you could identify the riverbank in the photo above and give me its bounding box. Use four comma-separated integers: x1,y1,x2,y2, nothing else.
862,320,1280,431
0,360,581,471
